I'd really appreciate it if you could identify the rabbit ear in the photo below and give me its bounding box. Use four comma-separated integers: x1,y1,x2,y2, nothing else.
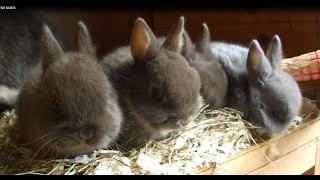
266,35,283,69
40,25,64,72
130,17,159,62
195,23,210,53
181,30,193,59
77,21,96,57
247,40,272,80
162,16,185,53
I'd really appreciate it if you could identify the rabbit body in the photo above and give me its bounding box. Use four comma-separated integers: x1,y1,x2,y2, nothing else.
101,17,203,149
210,36,302,133
16,22,123,158
180,24,228,109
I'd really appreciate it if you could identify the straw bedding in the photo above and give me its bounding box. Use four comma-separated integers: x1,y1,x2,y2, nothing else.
0,98,318,175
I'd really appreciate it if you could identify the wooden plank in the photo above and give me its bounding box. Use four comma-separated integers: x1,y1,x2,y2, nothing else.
303,167,315,175
220,118,320,175
315,137,320,175
153,9,318,28
248,139,317,175
153,10,320,57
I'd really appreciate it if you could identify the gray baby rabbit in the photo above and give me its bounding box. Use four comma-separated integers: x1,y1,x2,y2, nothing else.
101,17,203,149
211,35,302,134
0,10,68,111
180,23,228,109
16,22,123,158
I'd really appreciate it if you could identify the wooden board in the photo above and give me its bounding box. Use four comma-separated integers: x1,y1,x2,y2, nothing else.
153,9,320,58
248,139,317,175
219,118,320,174
315,137,320,175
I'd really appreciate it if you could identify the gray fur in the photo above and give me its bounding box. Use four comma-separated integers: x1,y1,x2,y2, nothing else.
211,35,302,134
180,24,228,109
0,10,68,110
16,22,122,158
101,17,203,149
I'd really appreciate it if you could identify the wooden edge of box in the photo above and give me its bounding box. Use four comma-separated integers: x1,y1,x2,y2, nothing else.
222,117,320,175
314,137,320,175
194,114,320,175
247,139,318,175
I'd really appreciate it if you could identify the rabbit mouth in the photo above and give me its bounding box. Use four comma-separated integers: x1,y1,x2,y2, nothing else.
159,116,190,129
54,143,103,158
42,135,110,158
28,144,93,159
156,119,192,137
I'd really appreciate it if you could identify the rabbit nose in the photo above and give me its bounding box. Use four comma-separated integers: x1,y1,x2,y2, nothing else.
173,118,189,127
79,131,95,143
177,116,193,127
179,120,189,126
167,115,177,122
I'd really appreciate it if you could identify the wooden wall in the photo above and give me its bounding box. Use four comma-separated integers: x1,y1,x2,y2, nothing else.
41,8,320,58
153,9,320,58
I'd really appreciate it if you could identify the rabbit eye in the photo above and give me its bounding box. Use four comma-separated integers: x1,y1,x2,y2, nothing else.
272,111,281,118
152,89,163,102
52,99,61,112
256,80,264,88
258,103,265,109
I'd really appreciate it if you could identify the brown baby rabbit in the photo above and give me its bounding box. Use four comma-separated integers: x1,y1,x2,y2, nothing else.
180,23,228,109
16,22,122,158
101,17,203,149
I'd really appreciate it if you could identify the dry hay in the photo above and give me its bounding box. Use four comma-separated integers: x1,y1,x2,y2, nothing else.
0,98,319,175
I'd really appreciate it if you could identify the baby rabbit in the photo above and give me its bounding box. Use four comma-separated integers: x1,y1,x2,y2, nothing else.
180,23,228,109
101,17,203,149
211,35,302,134
16,22,123,158
0,10,68,111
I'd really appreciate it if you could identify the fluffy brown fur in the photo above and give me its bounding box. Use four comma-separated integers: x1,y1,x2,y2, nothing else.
102,17,203,149
16,22,122,158
180,24,228,109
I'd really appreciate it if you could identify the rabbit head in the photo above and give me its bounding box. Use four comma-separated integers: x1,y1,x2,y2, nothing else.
126,17,203,138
